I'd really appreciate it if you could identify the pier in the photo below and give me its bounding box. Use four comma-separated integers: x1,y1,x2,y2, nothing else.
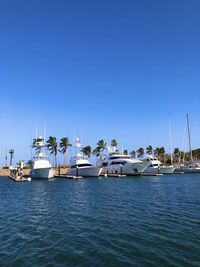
100,174,127,177
55,175,83,179
141,173,163,176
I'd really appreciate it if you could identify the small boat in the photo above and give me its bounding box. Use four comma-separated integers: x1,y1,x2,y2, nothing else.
68,138,102,177
30,136,55,179
141,155,175,174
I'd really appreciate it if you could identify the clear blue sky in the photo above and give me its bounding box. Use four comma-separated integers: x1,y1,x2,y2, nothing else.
0,0,200,166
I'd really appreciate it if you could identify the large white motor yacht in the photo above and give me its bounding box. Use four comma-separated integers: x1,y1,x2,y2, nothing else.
99,148,149,176
68,138,102,177
30,136,55,179
141,155,175,174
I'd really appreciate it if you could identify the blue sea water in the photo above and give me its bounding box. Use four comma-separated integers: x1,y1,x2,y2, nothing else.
0,174,200,267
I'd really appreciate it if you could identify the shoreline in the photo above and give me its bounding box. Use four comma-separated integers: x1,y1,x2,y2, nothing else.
0,167,69,177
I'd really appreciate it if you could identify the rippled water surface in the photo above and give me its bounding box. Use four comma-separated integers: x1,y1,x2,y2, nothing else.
1,174,200,266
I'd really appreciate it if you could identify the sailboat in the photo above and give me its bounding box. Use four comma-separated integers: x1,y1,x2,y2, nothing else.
179,114,200,173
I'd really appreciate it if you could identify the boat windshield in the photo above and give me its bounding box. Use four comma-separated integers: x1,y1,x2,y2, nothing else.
71,163,92,168
109,156,130,160
110,161,126,165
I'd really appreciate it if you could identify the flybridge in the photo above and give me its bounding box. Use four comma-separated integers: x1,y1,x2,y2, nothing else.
32,136,46,147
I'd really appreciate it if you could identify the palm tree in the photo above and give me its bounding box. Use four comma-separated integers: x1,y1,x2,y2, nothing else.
173,147,180,162
159,146,165,163
59,137,71,167
26,160,33,169
123,149,128,155
47,136,58,167
153,147,159,158
146,145,153,155
97,139,107,150
93,139,107,157
130,150,136,158
154,147,165,162
137,147,144,158
111,139,118,147
32,138,40,154
82,146,92,157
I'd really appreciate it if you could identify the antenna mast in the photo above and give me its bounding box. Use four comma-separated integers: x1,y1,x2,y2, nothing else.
36,122,38,139
44,123,46,143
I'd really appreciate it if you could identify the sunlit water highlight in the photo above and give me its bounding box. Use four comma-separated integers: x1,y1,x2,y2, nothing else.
0,174,200,266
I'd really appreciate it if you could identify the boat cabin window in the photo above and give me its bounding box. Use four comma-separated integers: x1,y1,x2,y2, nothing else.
71,164,92,168
110,161,126,165
109,156,130,160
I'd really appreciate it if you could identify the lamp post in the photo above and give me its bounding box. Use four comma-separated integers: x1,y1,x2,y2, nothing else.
5,147,8,167
9,149,14,167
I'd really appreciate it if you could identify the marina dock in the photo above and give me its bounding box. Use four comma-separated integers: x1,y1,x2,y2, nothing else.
55,175,83,179
142,173,163,176
100,174,127,177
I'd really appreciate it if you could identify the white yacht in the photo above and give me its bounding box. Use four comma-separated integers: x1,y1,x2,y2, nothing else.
30,136,55,179
98,148,149,176
141,155,175,174
68,138,102,177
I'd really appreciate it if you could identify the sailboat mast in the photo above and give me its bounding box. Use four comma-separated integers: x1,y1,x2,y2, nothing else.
169,115,173,164
186,113,193,162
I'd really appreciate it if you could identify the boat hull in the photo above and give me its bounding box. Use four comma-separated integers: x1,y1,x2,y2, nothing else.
30,168,55,179
68,166,102,177
143,166,175,174
176,167,200,173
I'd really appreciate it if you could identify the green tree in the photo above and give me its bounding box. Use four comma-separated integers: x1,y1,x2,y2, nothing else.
154,147,165,162
93,139,107,157
82,146,92,157
123,149,128,155
47,136,58,167
173,148,180,162
146,145,153,155
130,150,136,158
192,148,200,161
154,147,159,157
111,139,118,147
59,137,71,167
26,160,33,169
159,147,165,163
32,138,40,153
137,147,144,158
